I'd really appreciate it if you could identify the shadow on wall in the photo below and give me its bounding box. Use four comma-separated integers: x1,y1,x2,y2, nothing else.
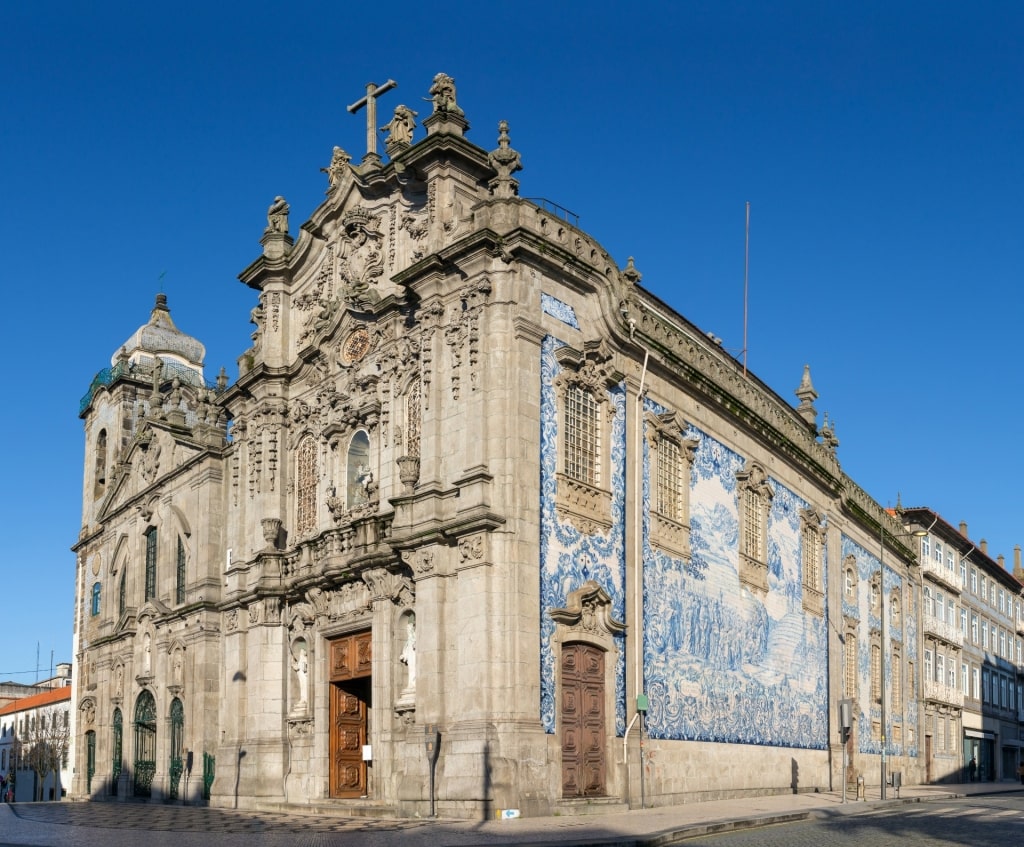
791,757,799,794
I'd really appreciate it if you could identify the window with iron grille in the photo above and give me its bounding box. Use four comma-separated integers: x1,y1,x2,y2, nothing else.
563,384,599,486
296,436,317,536
655,438,683,522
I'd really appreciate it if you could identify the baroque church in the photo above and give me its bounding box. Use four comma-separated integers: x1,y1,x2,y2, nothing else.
71,73,924,816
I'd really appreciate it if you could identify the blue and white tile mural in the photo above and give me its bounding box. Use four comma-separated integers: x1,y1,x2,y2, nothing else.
840,535,918,758
643,414,828,749
539,336,627,735
541,293,580,329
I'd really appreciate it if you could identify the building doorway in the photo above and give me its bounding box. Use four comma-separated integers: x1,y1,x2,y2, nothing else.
560,642,606,797
329,631,372,798
133,691,156,797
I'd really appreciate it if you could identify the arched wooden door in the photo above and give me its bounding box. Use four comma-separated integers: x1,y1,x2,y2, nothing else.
560,643,606,797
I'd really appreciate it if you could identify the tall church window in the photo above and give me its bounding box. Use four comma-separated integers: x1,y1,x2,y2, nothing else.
844,630,858,699
91,582,101,616
892,645,902,712
800,508,826,616
564,384,599,486
144,528,157,602
94,429,107,499
656,438,683,521
870,641,881,703
736,463,773,594
645,410,698,560
296,436,317,537
347,431,371,509
118,570,126,617
175,537,186,604
406,378,422,458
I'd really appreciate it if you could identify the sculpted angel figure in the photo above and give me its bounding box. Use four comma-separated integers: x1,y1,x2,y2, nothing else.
380,105,418,147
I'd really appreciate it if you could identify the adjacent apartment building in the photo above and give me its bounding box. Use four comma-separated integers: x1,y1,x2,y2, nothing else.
900,507,1024,783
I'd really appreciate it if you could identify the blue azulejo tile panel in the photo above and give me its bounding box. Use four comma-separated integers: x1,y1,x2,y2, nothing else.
840,535,916,758
541,293,580,329
644,420,828,750
539,336,627,735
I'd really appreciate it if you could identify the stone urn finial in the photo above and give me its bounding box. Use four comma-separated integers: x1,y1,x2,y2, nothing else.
397,456,421,494
261,517,283,549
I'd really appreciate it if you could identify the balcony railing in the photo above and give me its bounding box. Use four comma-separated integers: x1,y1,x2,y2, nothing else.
924,679,964,708
921,559,962,594
923,616,964,647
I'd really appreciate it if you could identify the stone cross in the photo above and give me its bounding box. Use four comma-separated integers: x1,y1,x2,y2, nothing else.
347,79,397,165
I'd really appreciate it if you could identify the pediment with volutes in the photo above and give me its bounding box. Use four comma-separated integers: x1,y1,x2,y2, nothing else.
96,421,213,523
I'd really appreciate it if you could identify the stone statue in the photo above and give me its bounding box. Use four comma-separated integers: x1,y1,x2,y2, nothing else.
143,633,152,674
321,146,351,191
265,196,290,234
114,665,124,699
429,73,463,116
172,651,183,686
399,614,417,689
380,105,418,147
292,640,309,708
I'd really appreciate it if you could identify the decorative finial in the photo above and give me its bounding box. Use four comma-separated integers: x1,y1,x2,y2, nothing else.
622,257,642,286
488,120,522,198
321,146,352,193
380,105,418,156
819,412,839,455
794,364,818,428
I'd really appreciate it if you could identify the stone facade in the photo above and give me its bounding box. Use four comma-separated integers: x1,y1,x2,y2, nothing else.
72,73,932,817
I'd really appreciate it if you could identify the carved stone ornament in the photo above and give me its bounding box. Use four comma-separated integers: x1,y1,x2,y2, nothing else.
488,120,522,198
400,548,434,575
396,455,420,493
261,517,283,549
550,580,626,640
458,534,484,563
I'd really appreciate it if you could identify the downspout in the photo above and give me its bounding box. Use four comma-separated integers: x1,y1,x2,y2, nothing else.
623,317,648,807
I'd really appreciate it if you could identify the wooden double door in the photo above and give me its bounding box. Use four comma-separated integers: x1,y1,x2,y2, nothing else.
330,631,372,798
561,643,607,797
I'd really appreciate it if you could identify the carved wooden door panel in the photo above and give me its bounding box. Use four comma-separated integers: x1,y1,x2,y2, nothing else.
561,643,606,797
330,678,369,797
329,631,371,799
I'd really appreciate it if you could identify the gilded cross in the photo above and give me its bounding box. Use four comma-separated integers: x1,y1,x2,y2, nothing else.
347,79,397,164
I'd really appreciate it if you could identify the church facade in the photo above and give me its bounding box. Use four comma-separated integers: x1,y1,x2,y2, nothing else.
71,73,924,816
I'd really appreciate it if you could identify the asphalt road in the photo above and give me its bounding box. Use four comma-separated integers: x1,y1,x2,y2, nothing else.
683,794,1024,847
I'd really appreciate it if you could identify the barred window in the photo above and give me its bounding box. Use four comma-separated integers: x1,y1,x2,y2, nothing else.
655,438,683,521
844,633,857,699
563,384,599,486
144,527,157,602
296,436,317,536
871,642,881,702
742,487,764,561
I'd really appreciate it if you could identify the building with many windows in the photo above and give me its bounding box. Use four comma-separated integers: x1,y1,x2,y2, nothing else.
0,686,72,801
900,507,1024,783
72,73,929,816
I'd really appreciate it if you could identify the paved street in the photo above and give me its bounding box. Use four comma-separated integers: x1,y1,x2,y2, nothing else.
0,784,1021,847
684,794,1024,846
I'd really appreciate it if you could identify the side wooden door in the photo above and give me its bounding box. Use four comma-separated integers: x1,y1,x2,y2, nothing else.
561,643,606,797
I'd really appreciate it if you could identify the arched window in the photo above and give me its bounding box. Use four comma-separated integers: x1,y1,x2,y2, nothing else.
347,431,371,509
91,582,102,616
296,436,317,536
144,528,157,602
94,429,107,498
118,570,126,617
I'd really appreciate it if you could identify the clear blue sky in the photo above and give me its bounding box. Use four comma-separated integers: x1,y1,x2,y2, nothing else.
3,2,1022,682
